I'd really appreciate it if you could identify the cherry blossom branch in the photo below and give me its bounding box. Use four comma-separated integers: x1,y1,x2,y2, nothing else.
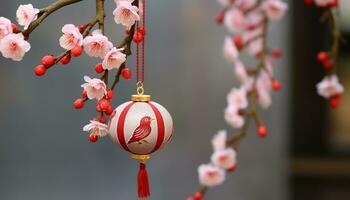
306,1,344,109
187,0,288,199
22,0,83,39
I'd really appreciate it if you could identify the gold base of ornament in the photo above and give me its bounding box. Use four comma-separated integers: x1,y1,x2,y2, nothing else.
131,94,151,102
131,154,151,163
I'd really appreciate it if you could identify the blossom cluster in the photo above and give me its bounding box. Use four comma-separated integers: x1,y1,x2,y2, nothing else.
304,1,345,108
191,0,288,199
0,4,39,61
220,0,287,129
0,0,143,143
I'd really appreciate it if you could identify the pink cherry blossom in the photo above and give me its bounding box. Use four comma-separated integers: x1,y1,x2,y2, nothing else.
242,27,263,43
227,86,248,109
224,9,247,33
224,106,245,128
256,71,272,108
81,76,107,100
0,33,31,61
113,0,140,28
314,0,333,7
211,130,227,151
263,0,288,20
198,164,226,187
102,47,126,70
83,30,113,58
246,11,264,28
223,37,239,63
317,75,344,98
234,60,248,83
211,148,237,169
16,4,39,30
0,17,13,39
83,120,109,137
247,38,262,56
59,24,83,50
235,0,257,11
217,0,231,6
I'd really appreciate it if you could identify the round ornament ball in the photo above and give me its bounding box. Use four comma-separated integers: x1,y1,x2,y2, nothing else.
108,95,173,157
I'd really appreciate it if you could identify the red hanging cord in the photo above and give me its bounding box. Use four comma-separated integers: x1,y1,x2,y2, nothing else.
136,21,140,83
141,0,146,82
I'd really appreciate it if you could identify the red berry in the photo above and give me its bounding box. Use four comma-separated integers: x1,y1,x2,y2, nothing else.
74,98,85,109
98,99,111,112
34,65,47,76
186,197,194,200
329,94,341,109
133,31,144,43
60,54,71,65
95,63,104,74
106,90,114,100
322,60,334,70
78,24,87,33
258,125,268,137
121,68,132,80
89,133,99,143
328,0,338,7
105,105,114,115
317,51,329,63
71,45,84,57
228,164,237,172
82,90,87,98
139,27,146,36
41,55,56,68
304,0,314,5
96,104,102,112
271,48,282,58
216,10,225,24
98,116,107,123
194,192,202,200
233,35,243,48
11,23,20,33
272,80,281,91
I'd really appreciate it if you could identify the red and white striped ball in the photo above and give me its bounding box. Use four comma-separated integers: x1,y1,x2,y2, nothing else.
108,101,173,155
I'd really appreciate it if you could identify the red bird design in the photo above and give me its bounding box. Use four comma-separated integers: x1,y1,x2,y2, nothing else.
128,116,154,144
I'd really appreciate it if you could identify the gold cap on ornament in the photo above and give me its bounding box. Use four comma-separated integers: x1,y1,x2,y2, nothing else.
132,81,151,102
131,154,151,162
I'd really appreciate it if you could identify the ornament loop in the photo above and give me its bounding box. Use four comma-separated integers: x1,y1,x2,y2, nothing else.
136,81,145,95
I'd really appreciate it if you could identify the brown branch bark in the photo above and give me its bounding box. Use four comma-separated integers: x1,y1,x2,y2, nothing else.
23,0,83,39
110,0,139,90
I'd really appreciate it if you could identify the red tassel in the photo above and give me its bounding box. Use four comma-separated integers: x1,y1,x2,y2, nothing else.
137,163,150,198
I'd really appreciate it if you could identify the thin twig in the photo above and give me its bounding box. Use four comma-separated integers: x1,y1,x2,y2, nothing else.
23,0,83,39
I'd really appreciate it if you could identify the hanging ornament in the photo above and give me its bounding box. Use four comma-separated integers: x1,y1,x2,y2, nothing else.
108,0,174,198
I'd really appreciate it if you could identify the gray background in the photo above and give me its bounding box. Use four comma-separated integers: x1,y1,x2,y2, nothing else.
0,0,290,199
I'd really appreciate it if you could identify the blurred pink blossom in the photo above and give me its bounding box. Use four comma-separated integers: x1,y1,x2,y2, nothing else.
211,148,237,169
317,75,344,98
198,164,226,187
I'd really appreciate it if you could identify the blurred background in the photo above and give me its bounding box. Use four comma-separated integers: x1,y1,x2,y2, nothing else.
0,0,349,200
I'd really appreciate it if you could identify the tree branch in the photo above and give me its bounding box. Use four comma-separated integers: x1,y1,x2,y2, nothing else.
23,0,83,39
